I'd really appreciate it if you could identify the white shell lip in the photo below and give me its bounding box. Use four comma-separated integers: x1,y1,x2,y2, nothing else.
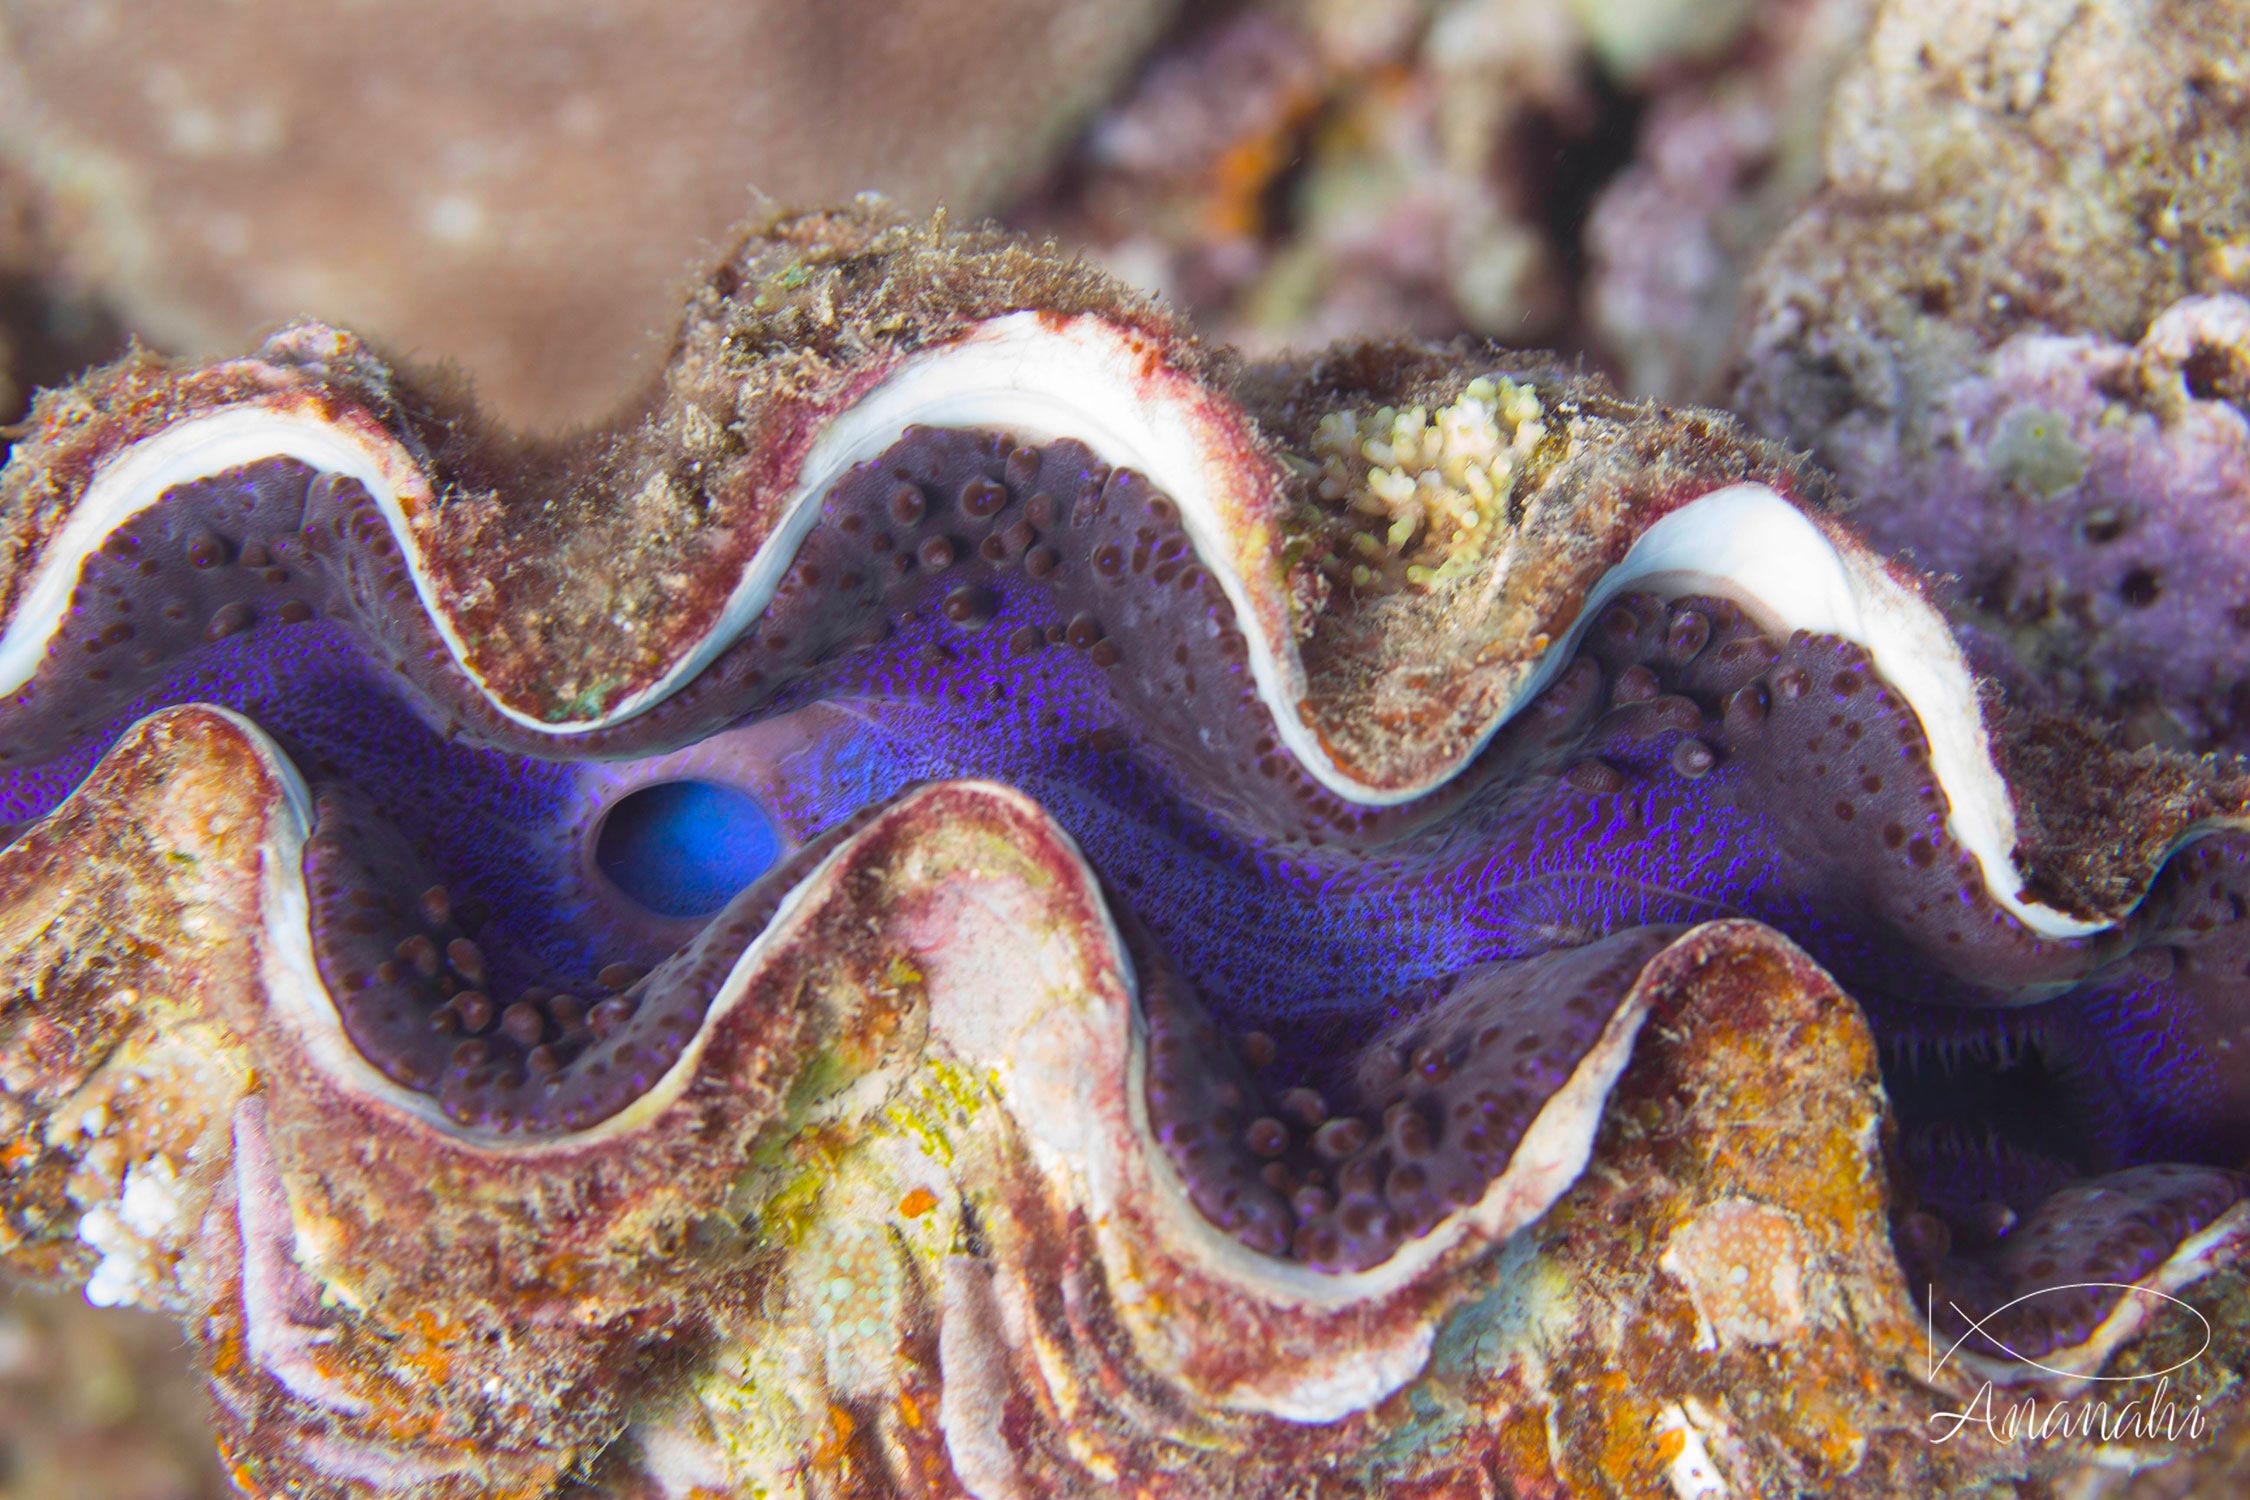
1957,1199,2250,1389
230,727,1652,1420
42,711,1638,1421
0,313,2111,938
242,707,862,1155
1115,931,1657,1424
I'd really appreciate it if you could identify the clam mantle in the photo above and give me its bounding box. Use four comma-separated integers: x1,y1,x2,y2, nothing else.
2,204,2245,1496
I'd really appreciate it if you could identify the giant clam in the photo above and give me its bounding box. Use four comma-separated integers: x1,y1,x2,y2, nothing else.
2,203,2246,1496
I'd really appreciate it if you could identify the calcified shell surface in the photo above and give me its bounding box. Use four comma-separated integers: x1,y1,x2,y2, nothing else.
2,205,2247,1497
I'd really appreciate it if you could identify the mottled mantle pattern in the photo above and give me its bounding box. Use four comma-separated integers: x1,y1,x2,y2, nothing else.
1,204,2248,1496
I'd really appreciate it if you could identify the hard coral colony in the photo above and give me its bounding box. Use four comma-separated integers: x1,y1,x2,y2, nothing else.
0,203,2247,1497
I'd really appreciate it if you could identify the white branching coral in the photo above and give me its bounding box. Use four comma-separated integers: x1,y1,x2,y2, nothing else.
78,1153,190,1309
1312,374,1549,591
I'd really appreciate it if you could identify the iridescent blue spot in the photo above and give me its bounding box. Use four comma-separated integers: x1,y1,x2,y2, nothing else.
595,781,780,918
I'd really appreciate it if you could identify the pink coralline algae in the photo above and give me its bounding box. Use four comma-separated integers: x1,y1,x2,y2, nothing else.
1726,0,2250,755
1811,297,2250,751
0,201,2247,1500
